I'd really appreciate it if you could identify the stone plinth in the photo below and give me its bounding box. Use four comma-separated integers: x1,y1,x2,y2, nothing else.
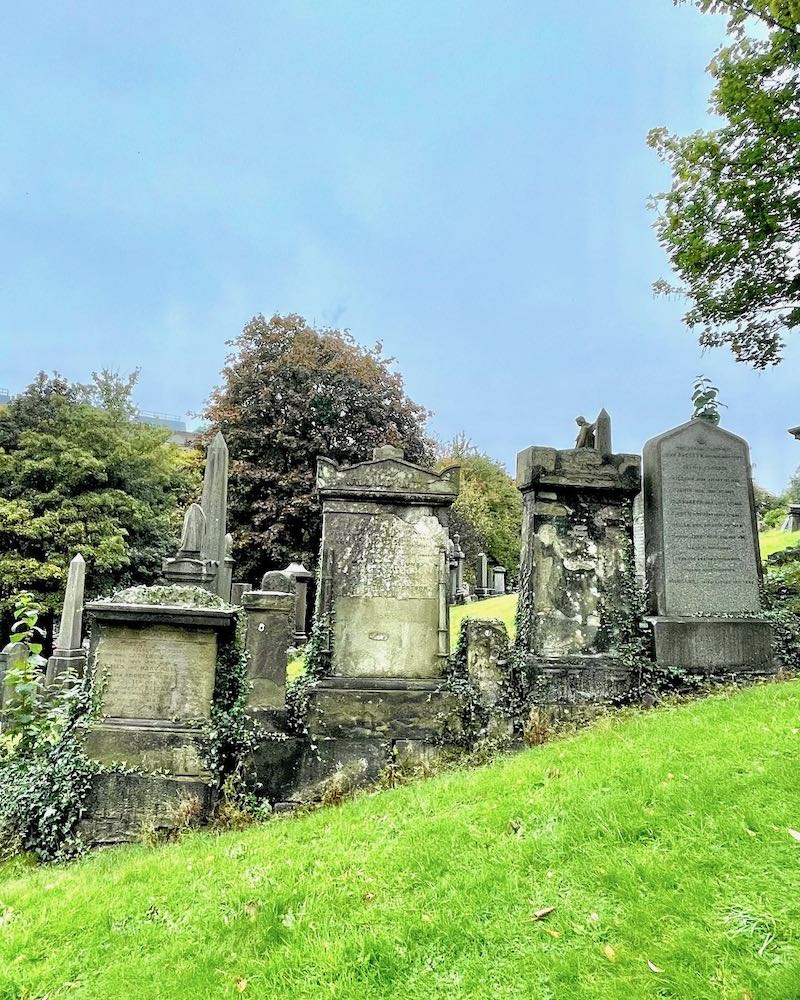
643,420,772,677
82,601,235,776
783,503,800,533
516,446,641,658
243,589,294,711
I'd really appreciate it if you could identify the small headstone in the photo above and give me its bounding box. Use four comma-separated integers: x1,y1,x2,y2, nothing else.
476,553,490,597
260,570,296,594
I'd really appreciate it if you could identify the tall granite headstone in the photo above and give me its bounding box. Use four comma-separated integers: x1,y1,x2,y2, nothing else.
516,415,642,710
302,445,461,790
47,552,87,685
643,419,772,673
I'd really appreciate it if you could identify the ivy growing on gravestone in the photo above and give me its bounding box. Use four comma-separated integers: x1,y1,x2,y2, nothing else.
0,592,100,862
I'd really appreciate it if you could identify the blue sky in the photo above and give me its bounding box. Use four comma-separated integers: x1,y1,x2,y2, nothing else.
2,1,798,492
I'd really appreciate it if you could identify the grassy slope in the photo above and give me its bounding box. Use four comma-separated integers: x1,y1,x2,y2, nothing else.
2,682,800,999
761,529,800,557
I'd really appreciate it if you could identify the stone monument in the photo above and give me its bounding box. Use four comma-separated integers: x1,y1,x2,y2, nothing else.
46,553,87,685
243,570,295,714
782,503,800,533
304,445,461,786
283,561,314,644
516,409,641,709
475,553,490,598
643,419,773,674
81,588,235,842
201,431,230,598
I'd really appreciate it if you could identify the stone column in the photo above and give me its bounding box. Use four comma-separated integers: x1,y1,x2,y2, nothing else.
201,431,230,598
243,571,295,713
476,553,490,598
515,439,641,709
47,553,87,685
283,562,314,644
644,419,773,675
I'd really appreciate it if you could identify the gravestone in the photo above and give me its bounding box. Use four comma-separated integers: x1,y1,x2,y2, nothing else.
302,445,462,791
516,412,642,710
643,419,772,674
243,571,295,713
47,553,87,685
782,503,800,533
163,503,216,590
283,561,314,643
475,553,490,598
491,565,507,595
201,432,230,598
81,588,235,842
632,493,646,590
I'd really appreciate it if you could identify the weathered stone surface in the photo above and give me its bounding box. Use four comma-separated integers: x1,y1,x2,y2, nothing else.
317,451,458,678
79,772,215,845
462,618,509,710
643,420,761,617
90,621,217,722
83,721,208,775
47,553,87,685
295,737,391,798
782,503,800,533
284,561,313,642
201,430,230,598
632,492,646,590
516,446,641,494
307,677,462,740
230,582,253,605
243,590,294,710
650,617,773,673
527,655,636,705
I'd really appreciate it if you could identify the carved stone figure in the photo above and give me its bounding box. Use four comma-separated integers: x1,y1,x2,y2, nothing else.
574,416,596,449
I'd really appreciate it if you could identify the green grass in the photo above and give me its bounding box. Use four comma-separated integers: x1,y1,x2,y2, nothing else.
449,593,518,644
2,682,800,999
760,529,800,557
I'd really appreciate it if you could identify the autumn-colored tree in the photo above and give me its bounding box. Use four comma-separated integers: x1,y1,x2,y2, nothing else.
204,314,433,581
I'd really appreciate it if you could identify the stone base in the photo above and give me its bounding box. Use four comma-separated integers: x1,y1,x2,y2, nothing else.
79,772,215,845
83,720,209,777
45,650,86,686
650,617,774,674
307,676,462,741
528,654,637,706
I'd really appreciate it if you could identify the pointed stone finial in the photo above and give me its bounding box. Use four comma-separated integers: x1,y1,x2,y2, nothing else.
201,430,230,597
595,408,612,457
56,554,85,653
178,503,206,557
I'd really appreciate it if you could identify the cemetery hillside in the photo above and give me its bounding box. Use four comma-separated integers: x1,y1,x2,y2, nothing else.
4,2,800,996
1,680,799,999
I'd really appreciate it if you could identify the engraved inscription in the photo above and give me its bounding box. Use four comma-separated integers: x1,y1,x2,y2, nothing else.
95,624,217,722
660,434,760,615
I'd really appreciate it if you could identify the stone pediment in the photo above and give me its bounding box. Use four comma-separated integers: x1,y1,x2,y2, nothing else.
316,455,459,504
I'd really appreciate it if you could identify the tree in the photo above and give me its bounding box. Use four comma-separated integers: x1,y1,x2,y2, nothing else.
648,0,800,367
436,436,522,582
203,314,433,581
0,371,200,643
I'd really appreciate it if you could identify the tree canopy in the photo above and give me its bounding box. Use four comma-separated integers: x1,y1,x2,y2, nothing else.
0,372,200,638
437,435,522,582
648,0,800,367
204,314,433,581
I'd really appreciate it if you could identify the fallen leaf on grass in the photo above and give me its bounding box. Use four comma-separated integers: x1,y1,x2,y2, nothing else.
745,829,757,838
421,913,432,923
647,960,664,973
529,907,556,921
545,928,561,939
788,828,800,842
603,944,617,961
236,978,248,993
589,912,600,923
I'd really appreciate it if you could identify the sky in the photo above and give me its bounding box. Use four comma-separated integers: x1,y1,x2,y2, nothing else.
1,1,798,492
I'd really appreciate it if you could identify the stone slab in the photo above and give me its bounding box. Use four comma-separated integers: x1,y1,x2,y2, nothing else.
79,772,215,845
527,655,637,705
650,617,774,673
83,721,208,777
92,623,217,722
307,678,462,740
643,420,762,616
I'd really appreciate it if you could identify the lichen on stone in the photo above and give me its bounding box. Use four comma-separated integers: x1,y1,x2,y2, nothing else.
108,584,232,609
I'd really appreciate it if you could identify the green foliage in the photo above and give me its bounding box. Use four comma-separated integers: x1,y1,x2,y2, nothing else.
3,683,800,997
0,372,201,640
0,593,99,861
285,607,334,737
203,313,433,580
436,436,522,581
690,375,726,425
649,2,800,366
763,506,788,530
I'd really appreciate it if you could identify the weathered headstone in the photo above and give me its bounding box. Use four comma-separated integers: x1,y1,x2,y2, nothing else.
516,416,641,710
47,553,87,685
0,642,26,728
491,565,507,595
81,589,235,842
302,446,461,790
782,503,800,533
283,562,314,644
632,493,646,591
243,571,295,712
475,553,490,598
643,419,772,673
